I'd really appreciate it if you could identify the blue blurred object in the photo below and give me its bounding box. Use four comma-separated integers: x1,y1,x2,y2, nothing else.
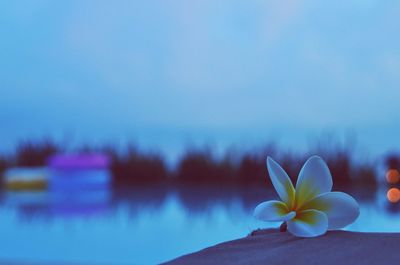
48,154,110,169
49,169,111,191
48,153,111,192
45,153,112,217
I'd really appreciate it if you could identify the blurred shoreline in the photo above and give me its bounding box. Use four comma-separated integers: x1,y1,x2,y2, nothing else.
0,138,395,189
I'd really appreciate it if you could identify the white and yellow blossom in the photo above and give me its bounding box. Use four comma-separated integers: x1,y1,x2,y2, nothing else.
254,156,359,237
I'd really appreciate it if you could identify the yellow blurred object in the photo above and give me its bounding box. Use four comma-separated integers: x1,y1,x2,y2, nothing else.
387,188,400,203
3,167,48,191
386,169,400,184
5,180,47,191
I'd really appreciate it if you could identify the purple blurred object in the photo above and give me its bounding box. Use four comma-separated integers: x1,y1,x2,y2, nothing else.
48,153,110,169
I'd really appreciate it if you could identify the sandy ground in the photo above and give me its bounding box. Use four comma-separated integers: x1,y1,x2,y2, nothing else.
164,229,400,265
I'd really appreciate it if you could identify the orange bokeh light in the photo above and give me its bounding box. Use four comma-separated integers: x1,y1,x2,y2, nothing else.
387,188,400,203
386,169,400,184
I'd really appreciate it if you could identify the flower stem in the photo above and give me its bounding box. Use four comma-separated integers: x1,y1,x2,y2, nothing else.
279,221,287,232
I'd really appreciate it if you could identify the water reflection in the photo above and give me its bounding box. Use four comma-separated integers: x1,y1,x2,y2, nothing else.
0,186,398,264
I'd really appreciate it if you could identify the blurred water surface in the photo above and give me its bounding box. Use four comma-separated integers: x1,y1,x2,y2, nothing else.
0,185,397,265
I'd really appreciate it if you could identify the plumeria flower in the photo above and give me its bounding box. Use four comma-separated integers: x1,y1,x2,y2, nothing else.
254,155,359,237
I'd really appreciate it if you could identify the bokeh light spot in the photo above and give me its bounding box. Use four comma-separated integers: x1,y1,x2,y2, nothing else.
386,169,400,184
387,188,400,203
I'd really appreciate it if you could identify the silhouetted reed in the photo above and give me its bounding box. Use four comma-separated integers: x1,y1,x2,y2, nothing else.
109,146,168,186
310,135,377,189
236,153,266,184
385,153,400,169
175,149,237,184
174,145,378,189
14,139,60,167
318,151,376,189
0,156,8,174
0,156,9,188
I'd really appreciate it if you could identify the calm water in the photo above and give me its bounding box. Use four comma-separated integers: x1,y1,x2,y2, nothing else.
0,185,398,265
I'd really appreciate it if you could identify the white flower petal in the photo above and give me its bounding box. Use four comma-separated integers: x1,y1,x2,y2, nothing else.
266,157,295,208
302,191,360,229
295,156,333,209
254,200,296,222
287,209,328,237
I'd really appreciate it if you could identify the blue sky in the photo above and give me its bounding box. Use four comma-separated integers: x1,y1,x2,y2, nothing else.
1,0,400,157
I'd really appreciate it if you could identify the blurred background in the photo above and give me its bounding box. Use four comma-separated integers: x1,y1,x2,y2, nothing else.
1,0,400,264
